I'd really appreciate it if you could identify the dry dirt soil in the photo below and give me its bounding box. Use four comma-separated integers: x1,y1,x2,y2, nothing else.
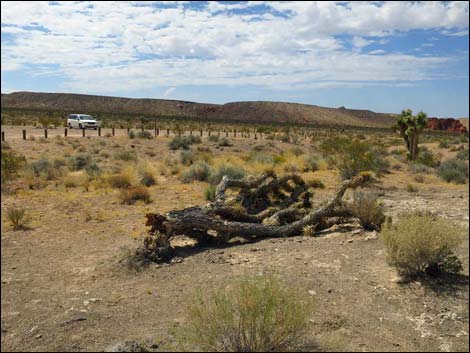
1,128,469,352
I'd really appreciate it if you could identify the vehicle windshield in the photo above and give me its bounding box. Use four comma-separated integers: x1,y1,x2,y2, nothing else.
78,115,94,120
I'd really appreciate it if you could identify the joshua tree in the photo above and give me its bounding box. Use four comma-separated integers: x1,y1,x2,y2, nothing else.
394,109,427,161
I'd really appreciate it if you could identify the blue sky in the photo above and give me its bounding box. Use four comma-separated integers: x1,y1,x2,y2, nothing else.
1,1,469,117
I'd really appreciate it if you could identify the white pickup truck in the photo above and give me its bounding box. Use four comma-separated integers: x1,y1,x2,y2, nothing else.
67,114,100,130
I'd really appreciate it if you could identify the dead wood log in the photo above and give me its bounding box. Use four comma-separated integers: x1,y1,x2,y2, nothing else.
141,172,374,262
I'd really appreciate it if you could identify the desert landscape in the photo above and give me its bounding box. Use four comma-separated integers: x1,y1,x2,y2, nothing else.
2,1,469,352
2,119,469,351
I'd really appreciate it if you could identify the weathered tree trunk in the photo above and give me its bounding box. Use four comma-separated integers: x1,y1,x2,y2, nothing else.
140,172,374,263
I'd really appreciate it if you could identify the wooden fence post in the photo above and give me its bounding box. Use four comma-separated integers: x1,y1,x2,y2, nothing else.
1,131,4,142
98,127,101,137
82,128,85,137
23,129,26,140
64,128,68,137
45,128,48,139
112,127,115,136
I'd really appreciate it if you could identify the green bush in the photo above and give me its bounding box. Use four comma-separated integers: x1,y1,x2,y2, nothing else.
185,275,313,352
320,138,389,180
438,139,450,148
204,184,216,201
416,146,439,168
302,155,321,172
1,148,25,183
181,161,211,183
382,214,464,278
208,164,246,185
6,207,30,230
408,163,432,174
437,158,469,184
349,190,385,231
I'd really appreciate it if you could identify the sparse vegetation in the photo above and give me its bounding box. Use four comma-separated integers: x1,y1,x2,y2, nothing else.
181,161,211,183
382,214,464,278
119,186,152,204
349,190,385,231
437,158,469,184
6,207,30,230
1,147,25,183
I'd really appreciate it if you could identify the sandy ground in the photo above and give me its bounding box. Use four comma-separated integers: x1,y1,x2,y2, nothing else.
1,128,469,352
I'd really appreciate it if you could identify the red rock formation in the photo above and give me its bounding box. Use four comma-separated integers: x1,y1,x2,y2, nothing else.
426,118,468,133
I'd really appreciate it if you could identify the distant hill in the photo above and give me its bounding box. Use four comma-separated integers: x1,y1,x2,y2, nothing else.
0,91,400,129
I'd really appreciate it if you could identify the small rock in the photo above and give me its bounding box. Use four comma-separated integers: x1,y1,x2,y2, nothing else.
105,341,148,352
347,239,354,243
308,290,316,296
327,288,333,293
35,334,42,339
365,231,378,240
351,229,362,235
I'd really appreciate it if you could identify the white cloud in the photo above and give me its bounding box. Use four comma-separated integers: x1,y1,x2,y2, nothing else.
163,87,176,97
352,36,374,48
1,1,468,93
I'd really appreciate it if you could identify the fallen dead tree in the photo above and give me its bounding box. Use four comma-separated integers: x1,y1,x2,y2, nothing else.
140,171,376,263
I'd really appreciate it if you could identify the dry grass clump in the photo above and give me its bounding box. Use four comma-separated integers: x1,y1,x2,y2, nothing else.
349,190,385,231
184,275,314,352
64,172,89,188
138,161,158,186
6,207,30,230
382,213,464,278
119,186,152,205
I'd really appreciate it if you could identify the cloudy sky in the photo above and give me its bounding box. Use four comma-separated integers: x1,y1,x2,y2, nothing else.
1,1,469,117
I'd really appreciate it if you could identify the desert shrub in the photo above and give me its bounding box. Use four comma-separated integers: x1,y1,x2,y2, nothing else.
320,138,389,180
119,186,151,204
283,163,299,173
28,158,64,180
289,146,304,156
128,130,136,139
406,184,418,193
6,207,30,230
107,174,132,188
349,190,385,231
180,150,195,166
437,158,469,184
456,148,469,161
438,139,450,148
414,175,425,183
247,151,285,165
181,161,211,183
208,134,219,142
408,163,432,174
1,148,25,183
415,147,439,168
184,275,313,352
137,130,153,139
278,133,290,143
217,137,232,147
208,164,246,185
69,153,92,170
169,136,201,150
204,184,217,201
113,150,137,161
382,214,464,278
302,155,321,172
